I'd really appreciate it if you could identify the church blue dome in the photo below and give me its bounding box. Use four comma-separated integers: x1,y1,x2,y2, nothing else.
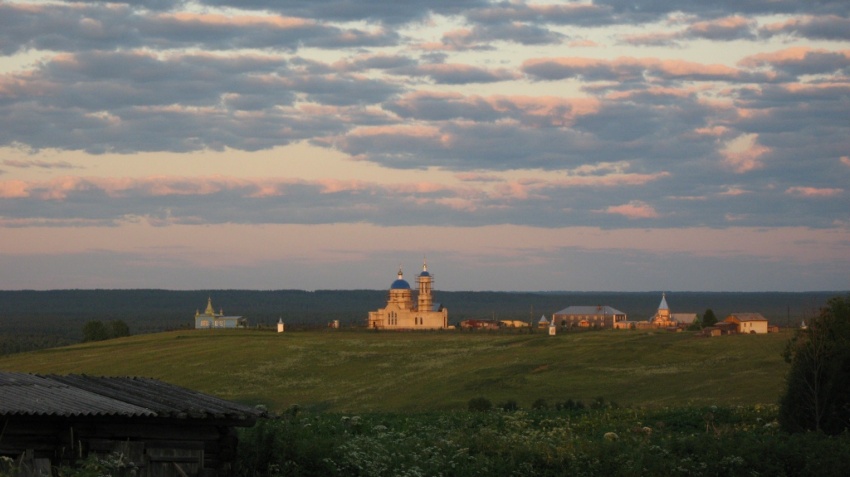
391,279,411,289
419,271,430,277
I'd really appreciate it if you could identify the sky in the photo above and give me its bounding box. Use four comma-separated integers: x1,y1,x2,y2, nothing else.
0,0,849,292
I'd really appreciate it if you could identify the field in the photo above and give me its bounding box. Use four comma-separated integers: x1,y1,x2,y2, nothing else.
0,328,791,413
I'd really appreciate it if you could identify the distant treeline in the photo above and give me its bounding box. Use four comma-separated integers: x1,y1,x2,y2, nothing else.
0,289,841,354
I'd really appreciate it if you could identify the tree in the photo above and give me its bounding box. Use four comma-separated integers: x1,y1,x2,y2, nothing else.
779,294,850,434
109,320,130,338
82,320,109,342
702,308,718,327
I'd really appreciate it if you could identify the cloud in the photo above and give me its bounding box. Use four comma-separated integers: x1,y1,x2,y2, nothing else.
0,0,848,241
403,63,520,84
604,201,660,219
760,15,850,41
721,133,770,173
522,56,763,83
2,159,78,170
428,22,565,51
687,15,756,40
739,47,850,77
624,15,756,45
785,187,844,198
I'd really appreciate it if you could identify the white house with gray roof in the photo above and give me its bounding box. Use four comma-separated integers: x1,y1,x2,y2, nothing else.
552,305,627,329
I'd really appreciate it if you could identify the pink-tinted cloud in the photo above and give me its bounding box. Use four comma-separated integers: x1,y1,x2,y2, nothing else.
740,46,816,66
785,186,844,198
604,201,659,219
490,95,601,123
568,39,599,48
655,59,741,79
157,12,313,29
0,180,30,198
348,124,441,139
721,134,770,173
693,125,730,137
687,15,755,39
760,15,850,41
491,181,541,201
550,171,670,188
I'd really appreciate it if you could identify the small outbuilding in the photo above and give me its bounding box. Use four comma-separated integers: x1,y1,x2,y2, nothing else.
0,372,264,477
460,319,500,330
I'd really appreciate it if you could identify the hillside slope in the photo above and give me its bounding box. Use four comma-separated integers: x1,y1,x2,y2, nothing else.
0,329,791,413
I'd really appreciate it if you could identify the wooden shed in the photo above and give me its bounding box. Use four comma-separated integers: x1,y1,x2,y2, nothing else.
0,372,265,477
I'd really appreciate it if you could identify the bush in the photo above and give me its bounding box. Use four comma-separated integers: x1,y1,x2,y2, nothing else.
531,398,548,410
82,320,109,342
468,396,493,412
81,319,130,342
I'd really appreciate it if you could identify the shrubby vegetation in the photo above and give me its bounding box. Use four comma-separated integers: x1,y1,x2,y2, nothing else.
236,405,850,477
82,319,130,342
0,333,71,356
779,294,850,434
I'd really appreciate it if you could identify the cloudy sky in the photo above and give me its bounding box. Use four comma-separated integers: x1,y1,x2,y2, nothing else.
1,0,848,292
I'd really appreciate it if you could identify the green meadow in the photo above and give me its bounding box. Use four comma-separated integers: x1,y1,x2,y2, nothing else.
0,330,790,412
0,328,791,413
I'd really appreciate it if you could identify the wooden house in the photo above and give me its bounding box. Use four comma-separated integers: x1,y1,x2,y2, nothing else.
0,372,264,477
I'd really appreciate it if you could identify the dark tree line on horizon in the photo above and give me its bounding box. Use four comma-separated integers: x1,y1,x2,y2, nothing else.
0,289,840,356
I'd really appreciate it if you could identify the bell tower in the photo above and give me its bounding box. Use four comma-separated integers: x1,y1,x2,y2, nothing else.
417,260,433,312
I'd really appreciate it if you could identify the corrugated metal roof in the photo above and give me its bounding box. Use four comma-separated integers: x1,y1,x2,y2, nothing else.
727,312,768,322
553,305,626,316
0,372,262,422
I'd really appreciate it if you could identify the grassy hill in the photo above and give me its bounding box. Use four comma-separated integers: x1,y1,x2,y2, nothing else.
0,328,792,413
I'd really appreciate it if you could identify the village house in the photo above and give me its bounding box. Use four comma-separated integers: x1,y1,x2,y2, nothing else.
0,372,264,477
500,320,529,328
459,319,500,330
724,313,770,334
367,261,448,330
701,321,740,337
552,305,627,329
194,297,246,329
